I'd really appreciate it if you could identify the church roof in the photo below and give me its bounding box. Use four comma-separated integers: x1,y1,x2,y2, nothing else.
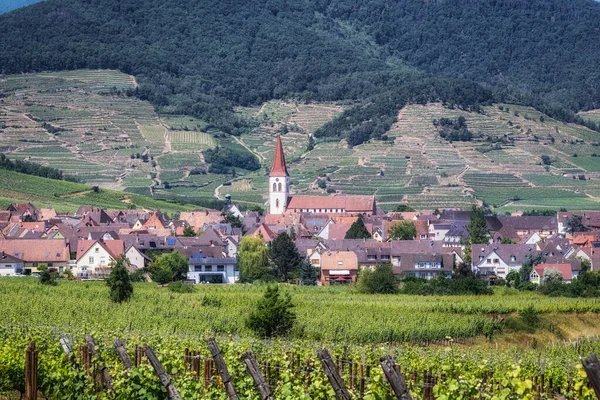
287,195,375,212
269,135,289,177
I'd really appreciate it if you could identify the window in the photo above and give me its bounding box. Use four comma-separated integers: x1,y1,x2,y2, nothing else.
311,259,320,265
217,265,224,272
510,256,516,262
234,265,239,271
479,256,484,261
47,263,53,267
487,258,492,263
205,266,212,272
278,183,282,192
89,257,94,263
494,259,499,264
95,247,99,253
338,261,343,265
273,182,277,191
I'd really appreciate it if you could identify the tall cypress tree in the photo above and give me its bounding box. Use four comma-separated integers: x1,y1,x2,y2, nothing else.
466,206,489,244
270,232,301,281
345,214,371,239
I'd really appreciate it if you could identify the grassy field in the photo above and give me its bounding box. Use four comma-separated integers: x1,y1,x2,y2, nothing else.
0,169,195,214
2,70,600,211
2,279,600,398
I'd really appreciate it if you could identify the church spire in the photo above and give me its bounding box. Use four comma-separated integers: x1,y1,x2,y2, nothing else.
269,135,289,177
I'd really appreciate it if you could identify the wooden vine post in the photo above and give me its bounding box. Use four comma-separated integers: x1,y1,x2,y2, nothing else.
206,338,239,400
243,352,273,400
318,349,352,400
144,345,182,400
582,353,600,398
25,342,38,400
113,339,133,370
380,356,413,400
85,335,114,391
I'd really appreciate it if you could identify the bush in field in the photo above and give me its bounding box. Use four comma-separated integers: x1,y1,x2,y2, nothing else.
106,256,133,303
246,285,295,337
167,281,195,293
38,264,57,286
357,263,398,294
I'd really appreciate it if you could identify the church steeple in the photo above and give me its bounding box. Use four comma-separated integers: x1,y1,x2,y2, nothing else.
269,135,289,177
268,136,290,215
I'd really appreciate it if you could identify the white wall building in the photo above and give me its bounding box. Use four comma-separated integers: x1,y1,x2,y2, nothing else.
187,256,238,284
0,252,24,276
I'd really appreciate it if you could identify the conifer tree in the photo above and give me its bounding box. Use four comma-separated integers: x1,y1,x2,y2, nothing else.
106,255,133,303
466,206,489,244
270,232,301,281
300,259,318,285
245,285,295,337
345,214,371,239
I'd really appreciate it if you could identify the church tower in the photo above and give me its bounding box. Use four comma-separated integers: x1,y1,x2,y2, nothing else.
268,136,290,215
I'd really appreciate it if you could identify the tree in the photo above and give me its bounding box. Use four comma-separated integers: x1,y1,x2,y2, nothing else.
345,214,371,239
270,232,301,281
467,206,489,245
182,225,196,237
501,237,516,244
394,204,416,212
454,262,475,279
564,215,590,234
149,265,173,285
245,285,295,337
540,155,552,165
299,259,318,286
106,255,133,303
542,268,563,285
356,263,398,294
38,264,57,286
221,211,243,229
506,270,520,288
148,251,189,283
519,253,545,284
238,236,272,282
388,221,416,240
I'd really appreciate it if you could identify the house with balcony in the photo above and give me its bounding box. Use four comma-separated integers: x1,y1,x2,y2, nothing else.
187,253,238,284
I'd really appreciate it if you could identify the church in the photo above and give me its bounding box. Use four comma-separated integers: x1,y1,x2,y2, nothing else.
268,136,376,216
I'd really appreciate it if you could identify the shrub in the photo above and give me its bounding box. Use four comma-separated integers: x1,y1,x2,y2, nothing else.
167,281,195,293
356,264,398,294
38,264,57,286
245,285,295,337
201,295,223,307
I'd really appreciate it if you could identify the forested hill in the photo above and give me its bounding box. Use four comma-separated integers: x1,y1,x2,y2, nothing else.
0,0,43,15
1,0,600,142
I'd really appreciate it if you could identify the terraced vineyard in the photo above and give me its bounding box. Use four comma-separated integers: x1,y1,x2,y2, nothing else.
2,70,599,211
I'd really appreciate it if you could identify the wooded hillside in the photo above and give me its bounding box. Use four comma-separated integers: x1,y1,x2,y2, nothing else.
1,0,599,144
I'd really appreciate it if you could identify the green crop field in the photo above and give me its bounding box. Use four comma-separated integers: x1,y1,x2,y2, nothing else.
0,170,194,214
1,279,600,399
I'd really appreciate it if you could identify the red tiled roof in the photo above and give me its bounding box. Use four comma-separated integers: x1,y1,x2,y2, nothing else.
0,239,70,262
269,135,289,177
533,263,572,280
76,240,124,261
287,195,375,213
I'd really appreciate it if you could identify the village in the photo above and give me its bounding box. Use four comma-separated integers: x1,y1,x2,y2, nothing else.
0,136,598,287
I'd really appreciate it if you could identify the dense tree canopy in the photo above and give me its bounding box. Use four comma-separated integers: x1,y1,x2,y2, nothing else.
1,0,600,146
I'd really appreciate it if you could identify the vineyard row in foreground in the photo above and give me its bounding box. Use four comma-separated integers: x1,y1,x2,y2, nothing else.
2,326,600,400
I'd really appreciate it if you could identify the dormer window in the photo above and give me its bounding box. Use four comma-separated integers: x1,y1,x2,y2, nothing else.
510,255,516,262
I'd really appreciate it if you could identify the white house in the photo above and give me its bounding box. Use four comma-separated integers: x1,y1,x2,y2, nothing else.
473,244,540,279
125,245,150,270
187,255,238,284
0,251,24,276
74,239,124,278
